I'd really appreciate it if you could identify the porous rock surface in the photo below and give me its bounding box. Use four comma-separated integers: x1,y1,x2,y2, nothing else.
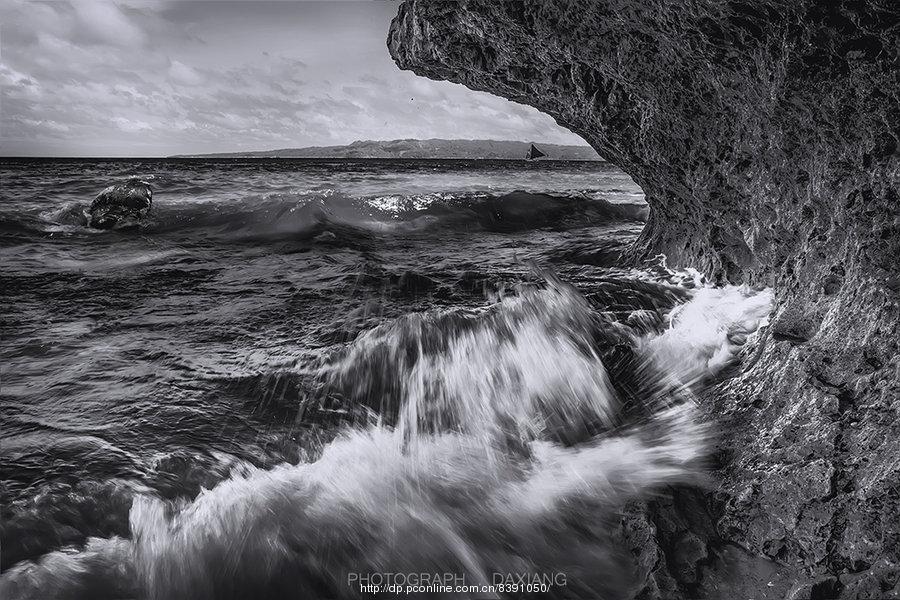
88,178,152,230
388,1,899,597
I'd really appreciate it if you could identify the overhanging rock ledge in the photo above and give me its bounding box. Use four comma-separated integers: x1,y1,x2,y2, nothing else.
389,1,899,597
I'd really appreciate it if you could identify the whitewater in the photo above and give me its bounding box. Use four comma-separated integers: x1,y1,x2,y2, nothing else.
0,158,772,599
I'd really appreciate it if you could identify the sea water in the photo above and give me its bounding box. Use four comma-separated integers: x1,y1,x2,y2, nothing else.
0,158,771,598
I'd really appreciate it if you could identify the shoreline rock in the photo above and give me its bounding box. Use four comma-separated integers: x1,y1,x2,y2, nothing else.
88,178,153,230
388,1,899,597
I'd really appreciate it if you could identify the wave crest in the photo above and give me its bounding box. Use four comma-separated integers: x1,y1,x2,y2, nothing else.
1,274,773,599
5,190,647,241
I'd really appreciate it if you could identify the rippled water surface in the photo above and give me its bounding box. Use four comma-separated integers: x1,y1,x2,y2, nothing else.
0,158,772,599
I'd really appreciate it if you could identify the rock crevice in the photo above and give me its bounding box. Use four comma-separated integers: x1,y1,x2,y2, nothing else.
388,1,899,597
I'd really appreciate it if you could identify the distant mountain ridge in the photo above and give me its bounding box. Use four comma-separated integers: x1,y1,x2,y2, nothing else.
170,139,602,160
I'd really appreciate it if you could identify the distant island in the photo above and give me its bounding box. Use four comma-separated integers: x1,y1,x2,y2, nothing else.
170,139,602,160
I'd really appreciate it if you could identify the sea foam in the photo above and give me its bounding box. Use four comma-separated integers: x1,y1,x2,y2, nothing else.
1,274,772,600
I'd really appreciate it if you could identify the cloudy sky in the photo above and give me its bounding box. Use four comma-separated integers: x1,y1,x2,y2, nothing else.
0,1,586,156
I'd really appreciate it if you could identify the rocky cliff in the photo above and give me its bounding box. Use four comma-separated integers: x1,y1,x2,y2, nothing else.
389,1,899,598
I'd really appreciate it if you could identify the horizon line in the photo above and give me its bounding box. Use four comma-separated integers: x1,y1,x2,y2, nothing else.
2,156,606,161
1,138,596,160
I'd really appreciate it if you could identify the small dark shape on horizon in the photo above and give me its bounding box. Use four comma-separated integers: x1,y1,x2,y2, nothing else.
526,143,546,160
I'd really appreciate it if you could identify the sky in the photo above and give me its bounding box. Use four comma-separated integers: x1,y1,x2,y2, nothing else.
0,0,587,157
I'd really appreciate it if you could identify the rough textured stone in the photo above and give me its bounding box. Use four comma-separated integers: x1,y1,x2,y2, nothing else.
88,178,152,230
388,1,899,597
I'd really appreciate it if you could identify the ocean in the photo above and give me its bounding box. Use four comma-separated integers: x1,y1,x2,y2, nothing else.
0,158,772,598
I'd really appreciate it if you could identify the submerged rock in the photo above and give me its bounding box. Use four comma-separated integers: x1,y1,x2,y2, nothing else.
389,1,899,597
88,178,152,230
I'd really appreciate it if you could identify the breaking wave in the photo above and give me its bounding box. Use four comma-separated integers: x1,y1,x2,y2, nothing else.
0,273,772,599
3,190,647,241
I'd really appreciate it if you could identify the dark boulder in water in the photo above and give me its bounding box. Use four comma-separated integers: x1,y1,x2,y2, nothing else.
87,178,152,230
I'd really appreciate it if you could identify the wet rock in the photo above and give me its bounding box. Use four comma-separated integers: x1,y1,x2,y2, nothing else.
839,572,882,600
786,575,841,600
389,1,899,597
88,178,152,230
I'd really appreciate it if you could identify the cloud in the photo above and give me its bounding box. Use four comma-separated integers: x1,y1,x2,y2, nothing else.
168,61,205,86
112,116,153,132
0,64,43,100
70,1,148,47
0,0,587,156
16,118,70,133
